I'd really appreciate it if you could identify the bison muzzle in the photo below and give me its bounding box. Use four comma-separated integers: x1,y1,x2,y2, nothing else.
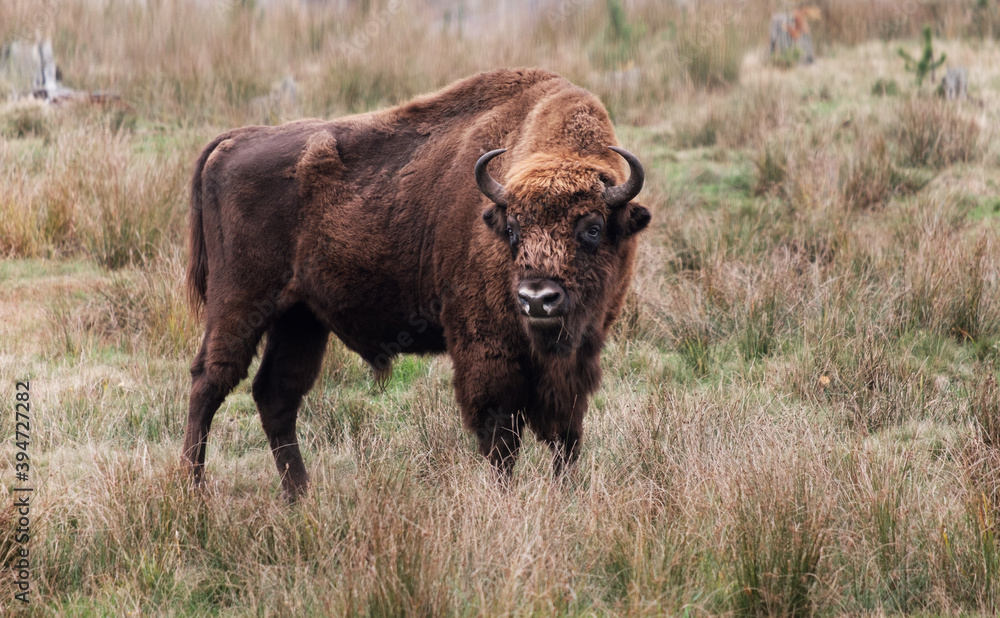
182,69,650,500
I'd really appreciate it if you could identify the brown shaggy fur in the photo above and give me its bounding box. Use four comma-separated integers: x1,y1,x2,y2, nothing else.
182,68,650,499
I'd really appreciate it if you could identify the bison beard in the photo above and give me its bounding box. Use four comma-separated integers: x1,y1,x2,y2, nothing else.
182,69,650,500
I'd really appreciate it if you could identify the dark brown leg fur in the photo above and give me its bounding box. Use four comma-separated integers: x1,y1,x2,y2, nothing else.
182,312,266,488
251,303,329,501
475,408,525,483
547,424,582,478
451,350,528,483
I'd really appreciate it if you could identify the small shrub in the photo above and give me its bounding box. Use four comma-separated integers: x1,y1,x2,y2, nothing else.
898,25,946,87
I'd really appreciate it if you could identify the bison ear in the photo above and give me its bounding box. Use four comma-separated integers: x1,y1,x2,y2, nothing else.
482,206,507,236
609,202,651,241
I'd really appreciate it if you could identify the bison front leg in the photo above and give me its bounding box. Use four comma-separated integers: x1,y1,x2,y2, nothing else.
452,355,528,482
475,407,525,482
547,421,582,478
532,395,586,479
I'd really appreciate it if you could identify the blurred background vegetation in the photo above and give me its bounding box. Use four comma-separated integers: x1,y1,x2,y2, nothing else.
0,0,997,126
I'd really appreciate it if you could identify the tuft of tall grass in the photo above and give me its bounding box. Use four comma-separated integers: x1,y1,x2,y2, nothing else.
844,327,917,433
0,100,51,139
899,227,999,344
894,96,981,168
972,375,1000,451
675,13,748,90
840,135,897,211
40,250,199,358
101,257,200,356
731,468,828,617
661,273,722,378
753,140,788,197
738,293,779,362
830,443,954,613
945,236,995,343
0,123,189,267
716,84,790,149
955,373,1000,609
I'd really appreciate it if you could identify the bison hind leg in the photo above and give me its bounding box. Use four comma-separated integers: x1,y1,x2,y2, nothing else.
252,303,330,502
183,317,265,487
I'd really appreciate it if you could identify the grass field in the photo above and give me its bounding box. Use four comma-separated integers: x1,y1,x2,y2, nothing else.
2,0,1000,614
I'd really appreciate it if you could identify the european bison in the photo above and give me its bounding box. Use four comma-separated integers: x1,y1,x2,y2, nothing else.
183,68,650,499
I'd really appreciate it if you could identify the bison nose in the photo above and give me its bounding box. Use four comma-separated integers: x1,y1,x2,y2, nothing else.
517,280,568,318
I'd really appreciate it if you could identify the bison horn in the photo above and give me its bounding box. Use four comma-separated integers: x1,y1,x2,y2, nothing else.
602,146,644,208
475,148,508,208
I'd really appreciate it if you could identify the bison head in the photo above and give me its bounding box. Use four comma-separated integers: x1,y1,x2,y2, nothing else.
477,147,650,356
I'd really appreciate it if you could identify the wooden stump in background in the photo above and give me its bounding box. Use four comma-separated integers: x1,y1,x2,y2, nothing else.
941,67,968,101
1,37,127,107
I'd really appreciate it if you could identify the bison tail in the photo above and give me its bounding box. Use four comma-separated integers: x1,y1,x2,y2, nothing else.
187,136,226,315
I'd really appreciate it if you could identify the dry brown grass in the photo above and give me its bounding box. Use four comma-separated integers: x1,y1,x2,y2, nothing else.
0,119,193,266
894,95,982,169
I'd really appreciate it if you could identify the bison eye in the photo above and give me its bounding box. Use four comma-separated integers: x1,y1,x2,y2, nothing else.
577,218,603,253
506,220,520,251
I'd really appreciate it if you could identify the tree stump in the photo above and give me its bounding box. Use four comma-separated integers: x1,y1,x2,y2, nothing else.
1,38,127,107
940,67,968,101
769,8,818,65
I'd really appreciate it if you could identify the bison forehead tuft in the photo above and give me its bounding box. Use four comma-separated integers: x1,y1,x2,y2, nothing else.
504,152,615,217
